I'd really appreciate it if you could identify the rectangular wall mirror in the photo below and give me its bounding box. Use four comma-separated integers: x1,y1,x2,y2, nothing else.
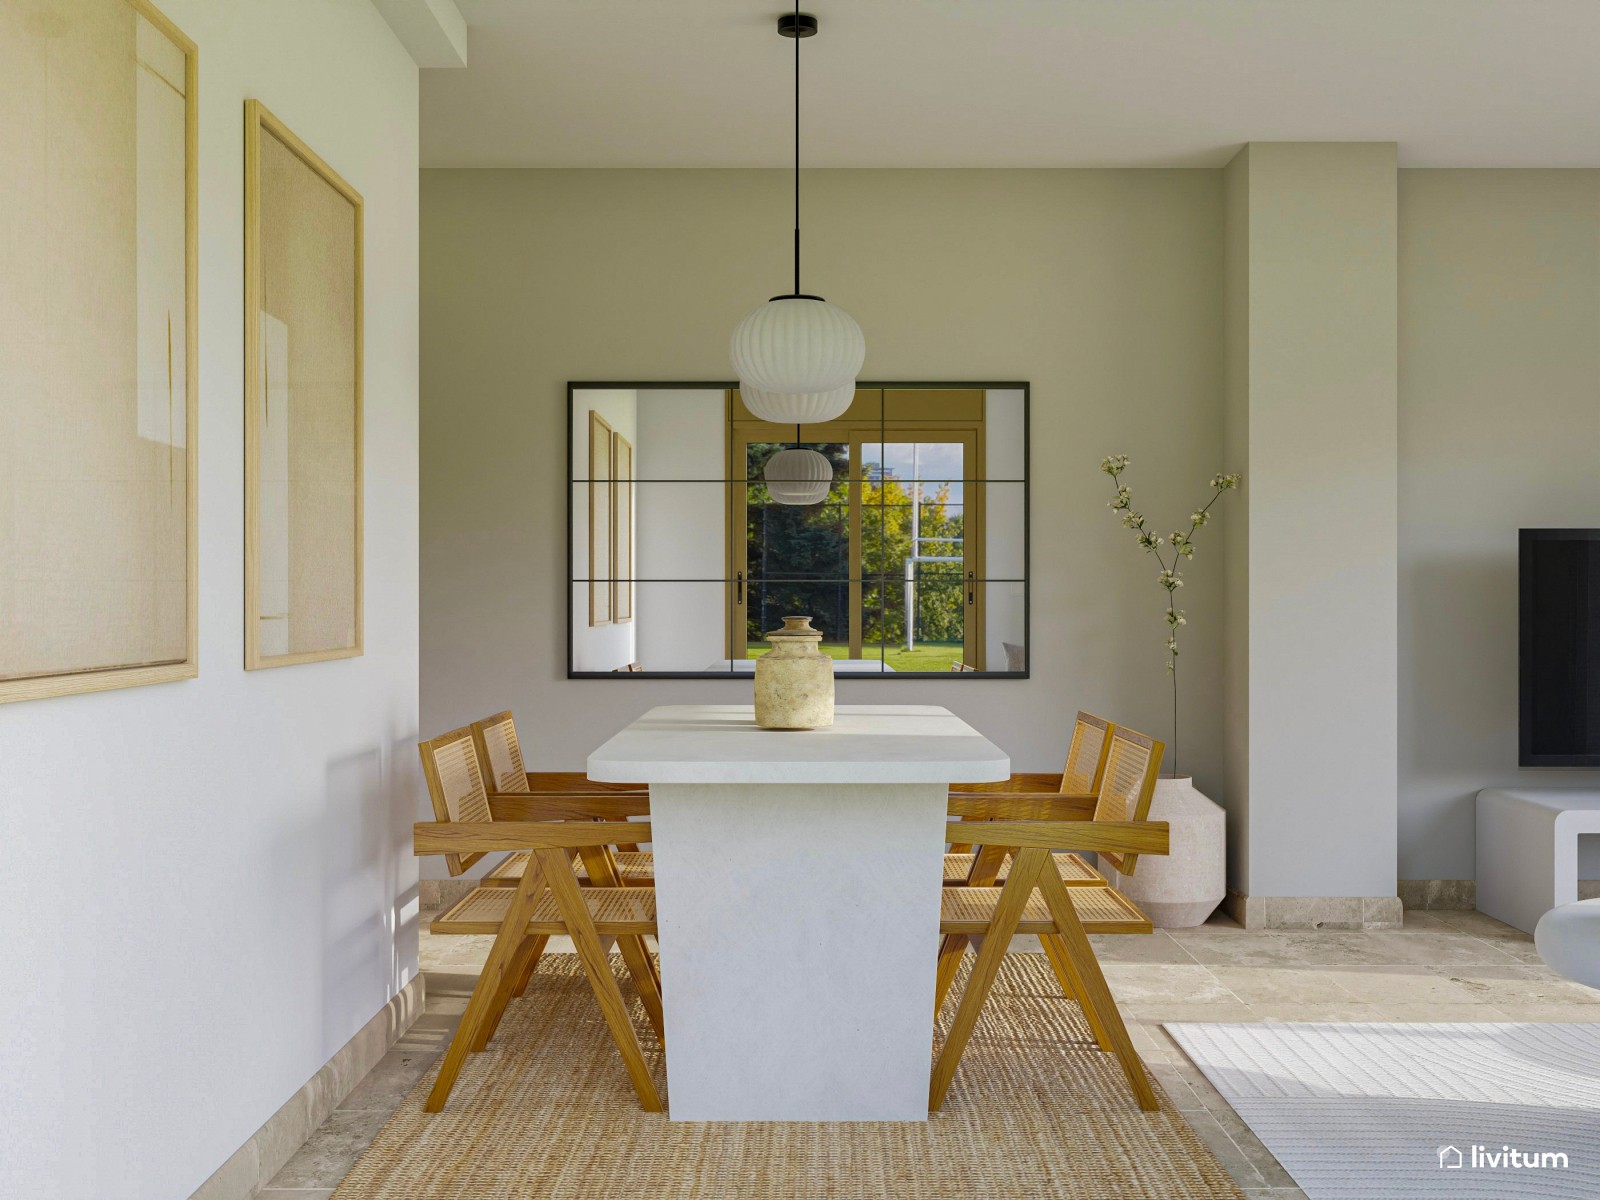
568,383,1028,678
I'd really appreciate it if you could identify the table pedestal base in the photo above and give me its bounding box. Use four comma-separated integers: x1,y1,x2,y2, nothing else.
650,781,946,1121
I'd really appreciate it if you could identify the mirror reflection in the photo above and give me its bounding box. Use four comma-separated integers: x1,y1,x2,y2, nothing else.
569,384,1028,677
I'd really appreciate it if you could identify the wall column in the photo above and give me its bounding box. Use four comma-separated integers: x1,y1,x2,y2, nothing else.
1222,142,1401,928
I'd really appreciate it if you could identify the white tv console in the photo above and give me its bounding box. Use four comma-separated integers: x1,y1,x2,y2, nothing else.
1476,788,1600,934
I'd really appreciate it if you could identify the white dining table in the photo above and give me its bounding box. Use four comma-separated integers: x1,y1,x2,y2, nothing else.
588,703,1008,1121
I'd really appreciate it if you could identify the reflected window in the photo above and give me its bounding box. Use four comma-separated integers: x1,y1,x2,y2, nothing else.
567,384,1027,677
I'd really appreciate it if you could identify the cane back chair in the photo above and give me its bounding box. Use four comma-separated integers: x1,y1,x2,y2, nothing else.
932,807,1169,1113
466,711,653,887
944,710,1118,886
417,816,665,1112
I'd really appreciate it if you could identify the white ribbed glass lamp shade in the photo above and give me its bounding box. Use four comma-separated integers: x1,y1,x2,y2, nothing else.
730,297,865,396
740,382,855,424
764,447,834,506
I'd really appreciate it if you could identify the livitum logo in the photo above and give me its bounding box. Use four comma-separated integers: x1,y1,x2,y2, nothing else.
1438,1144,1571,1170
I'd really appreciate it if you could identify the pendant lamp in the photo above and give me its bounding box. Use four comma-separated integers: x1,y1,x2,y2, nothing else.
764,423,833,507
729,10,864,426
764,446,833,506
739,381,855,426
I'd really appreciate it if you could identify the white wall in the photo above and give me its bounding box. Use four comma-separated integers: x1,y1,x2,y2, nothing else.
634,389,725,671
1231,143,1399,899
421,168,1225,811
570,388,636,672
1221,148,1253,893
984,388,1027,668
0,4,419,1197
1398,169,1600,882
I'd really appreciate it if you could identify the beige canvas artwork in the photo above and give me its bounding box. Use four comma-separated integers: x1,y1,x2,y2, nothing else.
0,0,198,703
244,101,364,669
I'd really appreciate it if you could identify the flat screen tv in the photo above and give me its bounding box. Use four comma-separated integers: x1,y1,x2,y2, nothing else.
1521,528,1600,766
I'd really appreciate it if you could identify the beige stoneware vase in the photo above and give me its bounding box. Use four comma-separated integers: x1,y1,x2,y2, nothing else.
1110,775,1226,928
753,616,834,730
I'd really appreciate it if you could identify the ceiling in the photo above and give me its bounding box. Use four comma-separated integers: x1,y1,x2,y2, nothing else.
422,0,1600,169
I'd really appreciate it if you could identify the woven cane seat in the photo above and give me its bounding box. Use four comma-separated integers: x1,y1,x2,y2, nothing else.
942,851,1106,886
432,884,657,936
484,850,654,887
939,885,1150,936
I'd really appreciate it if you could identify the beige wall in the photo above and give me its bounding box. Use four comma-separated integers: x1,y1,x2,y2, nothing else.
1398,169,1600,881
421,167,1226,877
424,162,1600,893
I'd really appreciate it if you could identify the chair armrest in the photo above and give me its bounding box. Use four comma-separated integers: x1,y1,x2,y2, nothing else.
487,792,650,821
948,792,1096,820
949,773,1064,794
415,820,652,856
943,819,1167,857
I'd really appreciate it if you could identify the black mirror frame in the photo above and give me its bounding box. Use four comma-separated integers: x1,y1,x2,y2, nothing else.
566,380,1030,680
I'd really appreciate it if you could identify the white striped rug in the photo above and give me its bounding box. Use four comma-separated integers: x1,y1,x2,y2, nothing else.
1166,1022,1600,1199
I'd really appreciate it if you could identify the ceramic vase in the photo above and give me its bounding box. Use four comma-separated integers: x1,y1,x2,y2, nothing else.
1110,775,1225,927
754,616,834,730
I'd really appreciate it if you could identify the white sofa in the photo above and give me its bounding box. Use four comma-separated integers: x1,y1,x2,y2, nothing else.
1535,898,1600,990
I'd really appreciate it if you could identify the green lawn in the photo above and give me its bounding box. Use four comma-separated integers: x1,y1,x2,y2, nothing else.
745,641,965,672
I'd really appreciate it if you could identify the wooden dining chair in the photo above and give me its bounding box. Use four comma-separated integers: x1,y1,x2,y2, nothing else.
931,809,1169,1113
944,711,1116,882
470,709,648,798
416,816,665,1112
466,711,653,888
416,725,498,880
419,722,651,893
943,722,1163,920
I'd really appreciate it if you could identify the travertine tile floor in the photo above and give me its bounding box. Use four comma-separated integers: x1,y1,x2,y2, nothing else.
262,908,1600,1199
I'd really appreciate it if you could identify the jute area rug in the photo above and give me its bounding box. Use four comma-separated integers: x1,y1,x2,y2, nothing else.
335,954,1243,1199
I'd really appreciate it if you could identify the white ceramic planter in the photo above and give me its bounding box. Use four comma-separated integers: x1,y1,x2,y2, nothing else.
1110,775,1225,928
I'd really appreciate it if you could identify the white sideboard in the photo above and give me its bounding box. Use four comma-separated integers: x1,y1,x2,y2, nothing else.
1476,788,1600,934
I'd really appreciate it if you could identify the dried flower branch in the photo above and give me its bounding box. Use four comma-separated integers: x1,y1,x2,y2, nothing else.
1100,456,1241,776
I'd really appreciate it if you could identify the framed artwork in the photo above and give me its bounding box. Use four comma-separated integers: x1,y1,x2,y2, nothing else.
588,411,614,626
0,0,199,704
613,433,634,623
244,100,364,669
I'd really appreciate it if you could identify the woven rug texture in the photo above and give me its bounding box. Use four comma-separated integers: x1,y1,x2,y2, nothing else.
1167,1021,1600,1199
334,953,1243,1199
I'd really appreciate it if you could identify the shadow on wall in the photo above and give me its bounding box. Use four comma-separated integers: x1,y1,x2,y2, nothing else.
1401,545,1600,878
387,710,423,995
322,746,386,1054
318,712,422,1055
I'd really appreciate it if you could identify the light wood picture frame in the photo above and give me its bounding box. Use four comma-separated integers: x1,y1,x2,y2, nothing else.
244,100,364,670
0,0,199,705
613,433,634,623
588,411,614,626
